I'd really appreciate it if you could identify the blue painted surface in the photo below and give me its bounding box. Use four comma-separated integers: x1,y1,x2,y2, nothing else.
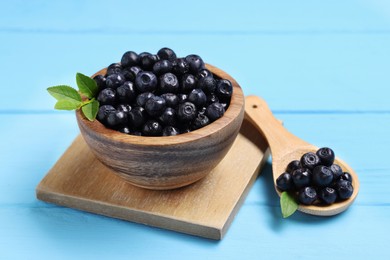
1,1,389,259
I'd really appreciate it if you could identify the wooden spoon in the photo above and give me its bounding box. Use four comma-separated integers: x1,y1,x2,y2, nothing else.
245,96,359,216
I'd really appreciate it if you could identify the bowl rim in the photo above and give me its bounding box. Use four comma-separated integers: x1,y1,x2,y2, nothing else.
76,63,245,146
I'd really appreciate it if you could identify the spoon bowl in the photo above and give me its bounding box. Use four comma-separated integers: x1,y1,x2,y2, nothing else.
244,96,359,216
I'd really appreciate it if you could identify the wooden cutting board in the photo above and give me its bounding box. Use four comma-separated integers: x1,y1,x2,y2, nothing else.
36,119,269,240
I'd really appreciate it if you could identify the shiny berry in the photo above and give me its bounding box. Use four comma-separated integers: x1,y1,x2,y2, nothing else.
177,102,197,122
188,89,207,107
319,187,337,205
335,180,354,200
135,71,158,93
139,52,159,70
121,51,139,68
191,114,210,130
216,79,233,102
185,54,205,73
207,93,219,104
97,88,116,105
157,47,177,61
107,111,127,127
145,96,166,116
123,66,142,81
119,126,131,134
161,93,178,107
330,164,343,180
340,172,353,182
106,63,122,76
313,166,333,187
286,160,301,174
97,105,115,123
300,152,321,170
142,120,163,136
206,102,225,121
153,60,173,75
159,73,179,93
162,126,180,136
292,168,312,189
93,75,106,91
181,74,197,93
276,172,294,191
159,107,176,126
128,107,147,128
197,69,212,79
177,93,188,103
116,81,136,103
298,187,318,205
136,92,154,107
105,73,126,89
198,76,217,93
316,147,335,166
172,58,189,75
116,104,132,114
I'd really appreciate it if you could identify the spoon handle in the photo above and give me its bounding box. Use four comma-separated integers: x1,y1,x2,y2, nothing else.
244,96,306,159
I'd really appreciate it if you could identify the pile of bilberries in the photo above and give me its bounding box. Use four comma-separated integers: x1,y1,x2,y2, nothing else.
94,48,233,136
276,147,354,205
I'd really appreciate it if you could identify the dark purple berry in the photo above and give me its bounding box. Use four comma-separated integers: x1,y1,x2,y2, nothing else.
161,93,179,107
181,74,197,93
172,58,189,75
116,104,132,114
153,60,173,75
121,51,139,68
313,166,334,187
159,73,179,93
116,81,136,103
136,92,154,107
105,73,126,89
216,79,233,102
128,107,147,128
119,126,131,134
298,187,318,205
330,164,343,180
185,54,205,73
316,147,335,166
97,105,115,124
335,180,354,200
93,75,106,91
107,111,127,127
142,120,163,136
106,63,122,76
197,69,212,79
292,168,312,189
198,76,217,94
177,102,197,122
157,47,177,61
286,160,301,174
319,187,337,205
206,102,225,121
207,93,219,104
340,172,353,182
300,152,321,170
139,52,159,70
159,107,177,126
276,172,294,191
162,126,180,136
135,71,158,93
97,88,116,105
191,113,210,130
123,66,142,81
188,89,207,107
177,93,188,103
145,96,166,117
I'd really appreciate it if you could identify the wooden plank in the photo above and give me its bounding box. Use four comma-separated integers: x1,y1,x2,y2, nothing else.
36,119,270,240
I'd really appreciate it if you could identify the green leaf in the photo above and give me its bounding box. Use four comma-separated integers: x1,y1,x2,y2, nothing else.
54,100,82,110
280,191,298,218
81,99,99,121
47,85,82,103
76,72,98,99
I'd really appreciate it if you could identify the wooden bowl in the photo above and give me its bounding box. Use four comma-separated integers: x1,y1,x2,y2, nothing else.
76,64,245,190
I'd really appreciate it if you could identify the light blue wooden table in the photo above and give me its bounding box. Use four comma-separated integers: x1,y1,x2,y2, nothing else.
1,1,389,259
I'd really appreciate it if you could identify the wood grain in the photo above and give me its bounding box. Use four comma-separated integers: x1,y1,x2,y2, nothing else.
76,64,245,190
36,118,269,240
